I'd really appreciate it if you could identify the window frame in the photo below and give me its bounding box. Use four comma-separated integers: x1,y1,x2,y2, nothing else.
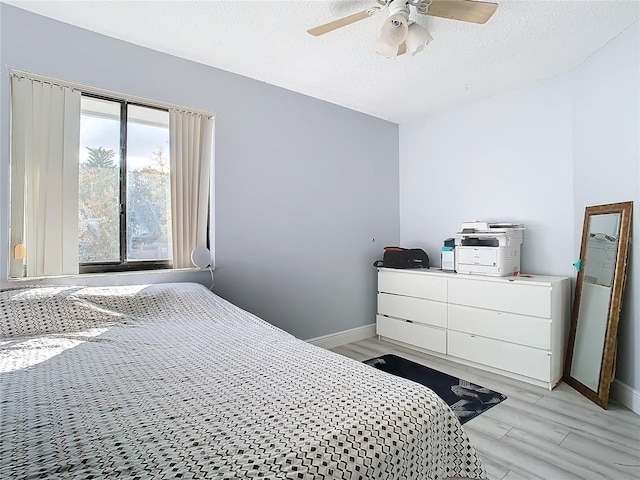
78,92,172,274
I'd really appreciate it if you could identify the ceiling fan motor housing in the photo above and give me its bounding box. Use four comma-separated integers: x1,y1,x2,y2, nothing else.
387,0,411,20
377,0,433,16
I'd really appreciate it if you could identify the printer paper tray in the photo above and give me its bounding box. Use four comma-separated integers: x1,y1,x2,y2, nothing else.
456,247,498,266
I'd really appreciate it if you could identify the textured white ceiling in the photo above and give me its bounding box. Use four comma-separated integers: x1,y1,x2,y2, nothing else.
5,0,640,123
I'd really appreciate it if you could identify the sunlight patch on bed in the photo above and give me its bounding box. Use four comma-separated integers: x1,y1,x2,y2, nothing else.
0,327,111,373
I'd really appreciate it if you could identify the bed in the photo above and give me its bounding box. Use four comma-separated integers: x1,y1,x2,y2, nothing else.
0,282,486,479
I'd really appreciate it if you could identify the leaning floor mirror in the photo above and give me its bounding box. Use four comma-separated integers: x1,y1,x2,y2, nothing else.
564,201,633,408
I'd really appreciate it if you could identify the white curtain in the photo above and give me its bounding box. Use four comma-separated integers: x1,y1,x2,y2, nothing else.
10,76,81,278
169,111,214,268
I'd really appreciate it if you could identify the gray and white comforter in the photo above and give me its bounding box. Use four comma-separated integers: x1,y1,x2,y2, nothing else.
0,282,486,479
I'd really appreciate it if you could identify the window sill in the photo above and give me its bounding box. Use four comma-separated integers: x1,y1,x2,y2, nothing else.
8,267,214,284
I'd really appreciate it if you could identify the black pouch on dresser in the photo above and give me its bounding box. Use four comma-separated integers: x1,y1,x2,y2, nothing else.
373,247,429,269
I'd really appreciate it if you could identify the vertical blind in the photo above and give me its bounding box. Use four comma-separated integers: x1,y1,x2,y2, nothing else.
10,75,81,277
169,110,214,269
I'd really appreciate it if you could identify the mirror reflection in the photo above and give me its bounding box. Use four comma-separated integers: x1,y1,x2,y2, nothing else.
570,213,620,391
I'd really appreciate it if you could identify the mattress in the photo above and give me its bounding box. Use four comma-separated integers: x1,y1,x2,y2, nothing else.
0,282,486,479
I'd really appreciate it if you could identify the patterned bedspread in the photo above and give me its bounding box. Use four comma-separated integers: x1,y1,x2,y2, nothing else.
0,282,486,480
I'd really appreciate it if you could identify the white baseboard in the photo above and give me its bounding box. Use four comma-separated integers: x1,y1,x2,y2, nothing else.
610,379,640,415
306,324,376,349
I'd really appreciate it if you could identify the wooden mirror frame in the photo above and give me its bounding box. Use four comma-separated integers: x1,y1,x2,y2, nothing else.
564,201,633,408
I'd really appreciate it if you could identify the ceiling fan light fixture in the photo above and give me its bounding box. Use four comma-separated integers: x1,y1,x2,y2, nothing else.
405,22,433,55
374,36,403,58
379,13,409,46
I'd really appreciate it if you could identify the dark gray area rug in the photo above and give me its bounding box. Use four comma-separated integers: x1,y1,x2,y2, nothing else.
364,354,507,425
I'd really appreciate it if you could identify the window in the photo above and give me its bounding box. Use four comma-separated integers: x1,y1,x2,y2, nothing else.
79,95,172,272
9,72,214,278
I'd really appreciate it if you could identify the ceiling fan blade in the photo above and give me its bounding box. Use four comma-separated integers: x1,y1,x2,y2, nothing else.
423,0,498,24
307,7,380,36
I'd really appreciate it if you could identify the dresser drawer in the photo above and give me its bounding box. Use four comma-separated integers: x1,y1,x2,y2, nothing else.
377,315,447,354
448,304,551,350
448,330,551,382
378,269,447,302
448,278,551,318
378,293,447,328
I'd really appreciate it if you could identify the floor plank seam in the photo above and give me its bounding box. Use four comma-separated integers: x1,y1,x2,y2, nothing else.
497,425,512,441
557,430,570,446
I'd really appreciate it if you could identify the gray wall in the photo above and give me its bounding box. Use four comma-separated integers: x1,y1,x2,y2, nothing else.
0,4,400,340
400,21,639,393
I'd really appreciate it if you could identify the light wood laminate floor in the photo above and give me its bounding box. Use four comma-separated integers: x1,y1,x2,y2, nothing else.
329,337,640,480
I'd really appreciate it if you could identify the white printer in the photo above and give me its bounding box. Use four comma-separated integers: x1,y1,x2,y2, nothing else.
454,222,525,276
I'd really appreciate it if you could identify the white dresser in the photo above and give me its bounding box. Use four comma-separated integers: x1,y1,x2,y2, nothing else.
376,268,571,390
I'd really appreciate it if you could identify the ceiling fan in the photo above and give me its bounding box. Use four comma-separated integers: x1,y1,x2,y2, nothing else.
308,0,498,58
